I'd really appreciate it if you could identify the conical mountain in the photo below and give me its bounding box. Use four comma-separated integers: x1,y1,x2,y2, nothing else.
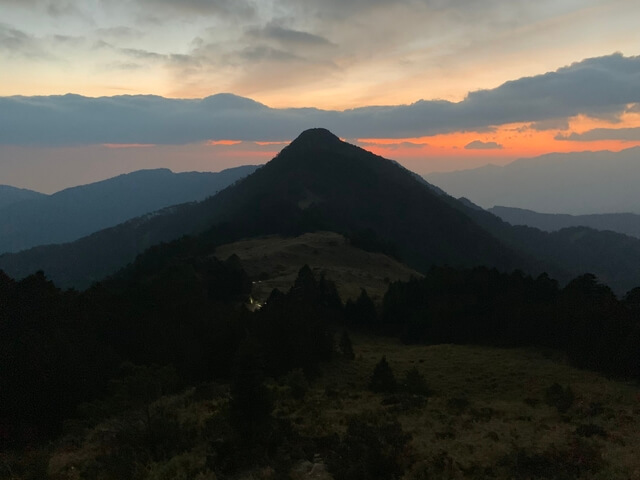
0,129,531,288
195,128,525,271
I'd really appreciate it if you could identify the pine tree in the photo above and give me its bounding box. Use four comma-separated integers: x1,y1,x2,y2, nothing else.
369,356,397,393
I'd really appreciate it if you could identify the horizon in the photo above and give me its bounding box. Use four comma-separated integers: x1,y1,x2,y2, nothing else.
2,1,640,192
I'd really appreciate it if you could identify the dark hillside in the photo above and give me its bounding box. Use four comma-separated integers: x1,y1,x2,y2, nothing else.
0,129,528,288
0,166,258,254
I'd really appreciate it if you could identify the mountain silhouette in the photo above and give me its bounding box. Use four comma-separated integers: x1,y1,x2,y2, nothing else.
425,146,640,214
0,129,526,288
3,129,640,293
0,185,45,210
0,166,258,254
490,206,640,239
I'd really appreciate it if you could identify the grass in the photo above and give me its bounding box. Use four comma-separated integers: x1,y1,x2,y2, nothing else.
23,337,640,479
283,336,640,479
214,231,421,303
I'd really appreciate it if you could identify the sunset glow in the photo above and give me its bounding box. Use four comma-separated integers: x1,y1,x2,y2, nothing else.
1,0,640,191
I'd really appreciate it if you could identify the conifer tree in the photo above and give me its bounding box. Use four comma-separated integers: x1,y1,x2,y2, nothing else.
369,356,397,393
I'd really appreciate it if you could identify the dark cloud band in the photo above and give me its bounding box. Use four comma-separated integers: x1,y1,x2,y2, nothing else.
1,53,639,146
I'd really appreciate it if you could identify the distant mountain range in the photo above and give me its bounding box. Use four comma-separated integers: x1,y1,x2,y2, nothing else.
425,146,640,214
0,166,258,254
0,185,45,210
2,130,640,294
490,206,640,238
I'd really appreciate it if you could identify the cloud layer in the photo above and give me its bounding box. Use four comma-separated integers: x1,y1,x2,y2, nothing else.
2,54,640,146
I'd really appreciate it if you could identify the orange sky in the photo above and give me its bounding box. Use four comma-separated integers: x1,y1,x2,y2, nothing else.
355,112,640,171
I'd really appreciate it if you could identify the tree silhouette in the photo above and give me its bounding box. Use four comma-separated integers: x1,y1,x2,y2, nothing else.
369,356,397,393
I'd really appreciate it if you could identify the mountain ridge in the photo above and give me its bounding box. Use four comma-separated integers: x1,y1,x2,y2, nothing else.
425,146,640,214
490,206,640,238
0,129,527,289
0,165,259,254
0,185,45,210
2,129,640,294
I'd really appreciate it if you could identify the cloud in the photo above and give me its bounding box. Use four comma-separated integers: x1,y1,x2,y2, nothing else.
246,25,334,49
555,127,640,142
96,26,144,40
356,140,427,150
529,118,570,131
464,140,503,150
0,23,49,58
134,0,255,20
2,54,640,146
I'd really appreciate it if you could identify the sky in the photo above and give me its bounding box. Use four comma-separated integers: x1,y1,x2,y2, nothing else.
1,0,640,193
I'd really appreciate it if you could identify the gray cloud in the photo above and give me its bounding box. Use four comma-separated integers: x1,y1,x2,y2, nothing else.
555,127,640,142
357,140,427,150
134,0,255,20
96,26,144,40
0,23,49,58
529,118,570,131
2,54,640,146
464,140,503,150
246,25,334,48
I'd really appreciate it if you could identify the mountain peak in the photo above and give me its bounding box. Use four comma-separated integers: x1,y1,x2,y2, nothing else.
290,128,342,147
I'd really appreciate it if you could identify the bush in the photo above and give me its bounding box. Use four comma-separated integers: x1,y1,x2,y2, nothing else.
575,423,607,438
284,368,309,400
545,383,574,414
500,441,604,479
369,356,397,393
446,397,470,411
401,367,430,396
326,414,411,480
339,330,355,360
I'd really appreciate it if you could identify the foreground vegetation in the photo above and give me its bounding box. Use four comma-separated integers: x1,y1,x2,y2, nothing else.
2,236,640,478
4,338,639,479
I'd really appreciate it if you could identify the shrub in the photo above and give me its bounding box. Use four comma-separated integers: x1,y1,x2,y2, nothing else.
339,330,355,360
575,423,607,438
401,367,430,396
545,383,574,414
326,414,411,480
446,397,470,411
284,368,309,400
369,356,397,393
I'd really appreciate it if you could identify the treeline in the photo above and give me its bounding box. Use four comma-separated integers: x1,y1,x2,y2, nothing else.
3,256,640,450
375,267,640,378
0,255,340,450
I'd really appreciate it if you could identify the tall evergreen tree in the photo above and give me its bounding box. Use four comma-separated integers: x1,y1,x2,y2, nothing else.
369,356,397,393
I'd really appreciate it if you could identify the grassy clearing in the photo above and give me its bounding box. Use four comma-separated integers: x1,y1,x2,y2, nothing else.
288,336,640,479
36,337,640,479
214,231,420,303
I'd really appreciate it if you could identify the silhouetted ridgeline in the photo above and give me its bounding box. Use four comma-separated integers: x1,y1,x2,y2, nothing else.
0,185,45,210
0,166,259,254
4,129,640,293
490,206,640,239
425,146,640,214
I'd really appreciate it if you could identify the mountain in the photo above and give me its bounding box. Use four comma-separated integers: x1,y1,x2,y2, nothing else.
0,166,259,254
489,206,640,238
442,197,640,294
425,146,640,214
0,129,527,289
0,185,45,210
3,129,640,294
